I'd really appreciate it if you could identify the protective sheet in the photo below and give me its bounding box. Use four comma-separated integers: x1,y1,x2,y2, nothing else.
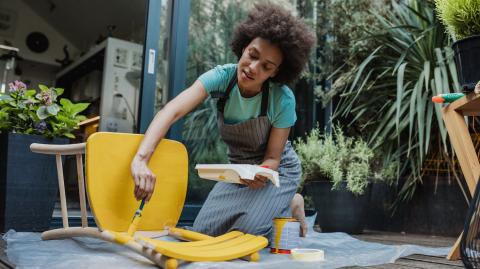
4,215,450,269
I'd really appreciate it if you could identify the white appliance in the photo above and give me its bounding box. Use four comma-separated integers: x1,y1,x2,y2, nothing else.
0,44,19,94
56,37,143,133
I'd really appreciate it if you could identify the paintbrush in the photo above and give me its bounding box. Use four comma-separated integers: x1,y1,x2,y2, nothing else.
127,199,146,236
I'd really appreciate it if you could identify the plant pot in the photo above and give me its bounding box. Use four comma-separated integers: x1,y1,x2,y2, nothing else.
452,34,480,91
305,180,371,234
0,132,68,232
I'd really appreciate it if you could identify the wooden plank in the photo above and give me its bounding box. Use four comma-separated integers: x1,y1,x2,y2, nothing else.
404,255,464,267
447,92,480,115
455,93,480,116
395,258,458,269
345,263,438,269
375,263,430,268
446,236,461,261
354,231,456,247
442,105,480,193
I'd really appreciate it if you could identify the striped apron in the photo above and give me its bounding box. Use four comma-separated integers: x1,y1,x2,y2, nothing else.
192,72,302,237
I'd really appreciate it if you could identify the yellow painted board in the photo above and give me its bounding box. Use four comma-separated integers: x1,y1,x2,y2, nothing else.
154,236,268,261
168,227,213,241
147,234,255,252
138,231,244,248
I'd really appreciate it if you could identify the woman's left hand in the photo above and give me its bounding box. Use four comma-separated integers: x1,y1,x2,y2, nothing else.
240,174,269,189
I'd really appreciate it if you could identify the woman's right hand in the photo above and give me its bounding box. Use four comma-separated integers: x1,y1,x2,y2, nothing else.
131,157,157,202
129,80,208,202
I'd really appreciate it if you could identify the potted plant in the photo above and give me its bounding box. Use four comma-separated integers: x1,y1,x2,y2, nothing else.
435,0,480,91
294,126,397,234
0,80,89,232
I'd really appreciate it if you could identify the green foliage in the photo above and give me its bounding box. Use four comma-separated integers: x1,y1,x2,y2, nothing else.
294,126,396,195
321,0,459,203
0,81,89,139
183,0,247,163
435,0,480,40
311,0,390,106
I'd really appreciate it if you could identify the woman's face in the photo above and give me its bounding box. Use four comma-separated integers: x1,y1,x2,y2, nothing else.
237,37,283,95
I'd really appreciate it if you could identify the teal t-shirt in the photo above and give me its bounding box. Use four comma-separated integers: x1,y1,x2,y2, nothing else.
198,64,297,128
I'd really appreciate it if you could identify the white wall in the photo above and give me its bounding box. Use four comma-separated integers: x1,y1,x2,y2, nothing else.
0,0,79,66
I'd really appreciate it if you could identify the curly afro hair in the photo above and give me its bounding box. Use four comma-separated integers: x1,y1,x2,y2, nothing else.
230,3,315,84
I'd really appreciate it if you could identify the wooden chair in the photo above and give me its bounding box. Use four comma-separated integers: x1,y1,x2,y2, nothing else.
30,132,268,269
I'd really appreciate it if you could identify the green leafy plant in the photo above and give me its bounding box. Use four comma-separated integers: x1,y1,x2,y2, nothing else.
294,126,397,195
317,0,460,204
0,81,89,138
435,0,480,40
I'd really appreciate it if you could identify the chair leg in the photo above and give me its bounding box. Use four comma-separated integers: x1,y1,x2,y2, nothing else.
160,256,179,269
76,154,88,228
55,154,69,228
248,252,260,262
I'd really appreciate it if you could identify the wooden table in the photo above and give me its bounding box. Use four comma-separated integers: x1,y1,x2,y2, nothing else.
441,92,480,260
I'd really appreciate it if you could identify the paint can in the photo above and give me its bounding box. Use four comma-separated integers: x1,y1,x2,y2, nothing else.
270,217,301,254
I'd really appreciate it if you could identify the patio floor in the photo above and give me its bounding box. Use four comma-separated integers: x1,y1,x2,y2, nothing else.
0,230,463,268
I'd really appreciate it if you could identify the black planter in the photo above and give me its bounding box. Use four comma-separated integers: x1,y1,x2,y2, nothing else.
365,177,468,237
452,34,480,91
305,180,371,234
0,132,68,232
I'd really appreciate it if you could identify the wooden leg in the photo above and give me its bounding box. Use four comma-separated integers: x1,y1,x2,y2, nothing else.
442,106,480,193
160,256,185,269
76,154,88,228
442,105,480,261
55,154,69,228
447,233,462,260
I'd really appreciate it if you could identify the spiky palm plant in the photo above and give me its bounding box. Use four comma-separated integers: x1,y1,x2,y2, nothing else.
331,0,460,204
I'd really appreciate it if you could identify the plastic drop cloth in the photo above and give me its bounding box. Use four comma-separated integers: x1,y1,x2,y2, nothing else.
3,215,450,269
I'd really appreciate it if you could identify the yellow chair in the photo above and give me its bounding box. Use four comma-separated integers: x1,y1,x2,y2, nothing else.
30,132,268,269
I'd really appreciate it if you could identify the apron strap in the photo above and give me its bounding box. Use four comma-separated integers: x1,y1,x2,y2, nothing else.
260,80,269,116
216,69,238,113
217,68,270,116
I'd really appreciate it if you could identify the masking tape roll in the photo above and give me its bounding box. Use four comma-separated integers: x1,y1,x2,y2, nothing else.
290,248,325,261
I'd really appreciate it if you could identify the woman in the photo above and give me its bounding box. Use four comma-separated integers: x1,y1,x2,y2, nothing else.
131,3,314,238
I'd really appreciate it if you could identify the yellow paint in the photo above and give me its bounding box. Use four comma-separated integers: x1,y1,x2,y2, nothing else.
272,217,298,254
127,215,141,236
110,231,132,245
249,252,260,262
139,234,268,262
168,227,212,241
86,132,188,232
218,175,226,180
85,132,269,264
165,258,178,269
138,231,242,248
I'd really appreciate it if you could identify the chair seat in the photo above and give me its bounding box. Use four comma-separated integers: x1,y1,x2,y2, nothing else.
137,231,268,262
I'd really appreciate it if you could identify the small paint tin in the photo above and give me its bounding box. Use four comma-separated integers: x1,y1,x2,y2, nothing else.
270,217,301,254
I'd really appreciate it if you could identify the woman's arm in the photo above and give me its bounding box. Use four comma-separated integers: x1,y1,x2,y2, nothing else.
241,127,290,189
131,80,208,201
260,127,290,171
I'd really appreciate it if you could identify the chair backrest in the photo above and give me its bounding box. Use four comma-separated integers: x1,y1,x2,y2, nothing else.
86,132,188,232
